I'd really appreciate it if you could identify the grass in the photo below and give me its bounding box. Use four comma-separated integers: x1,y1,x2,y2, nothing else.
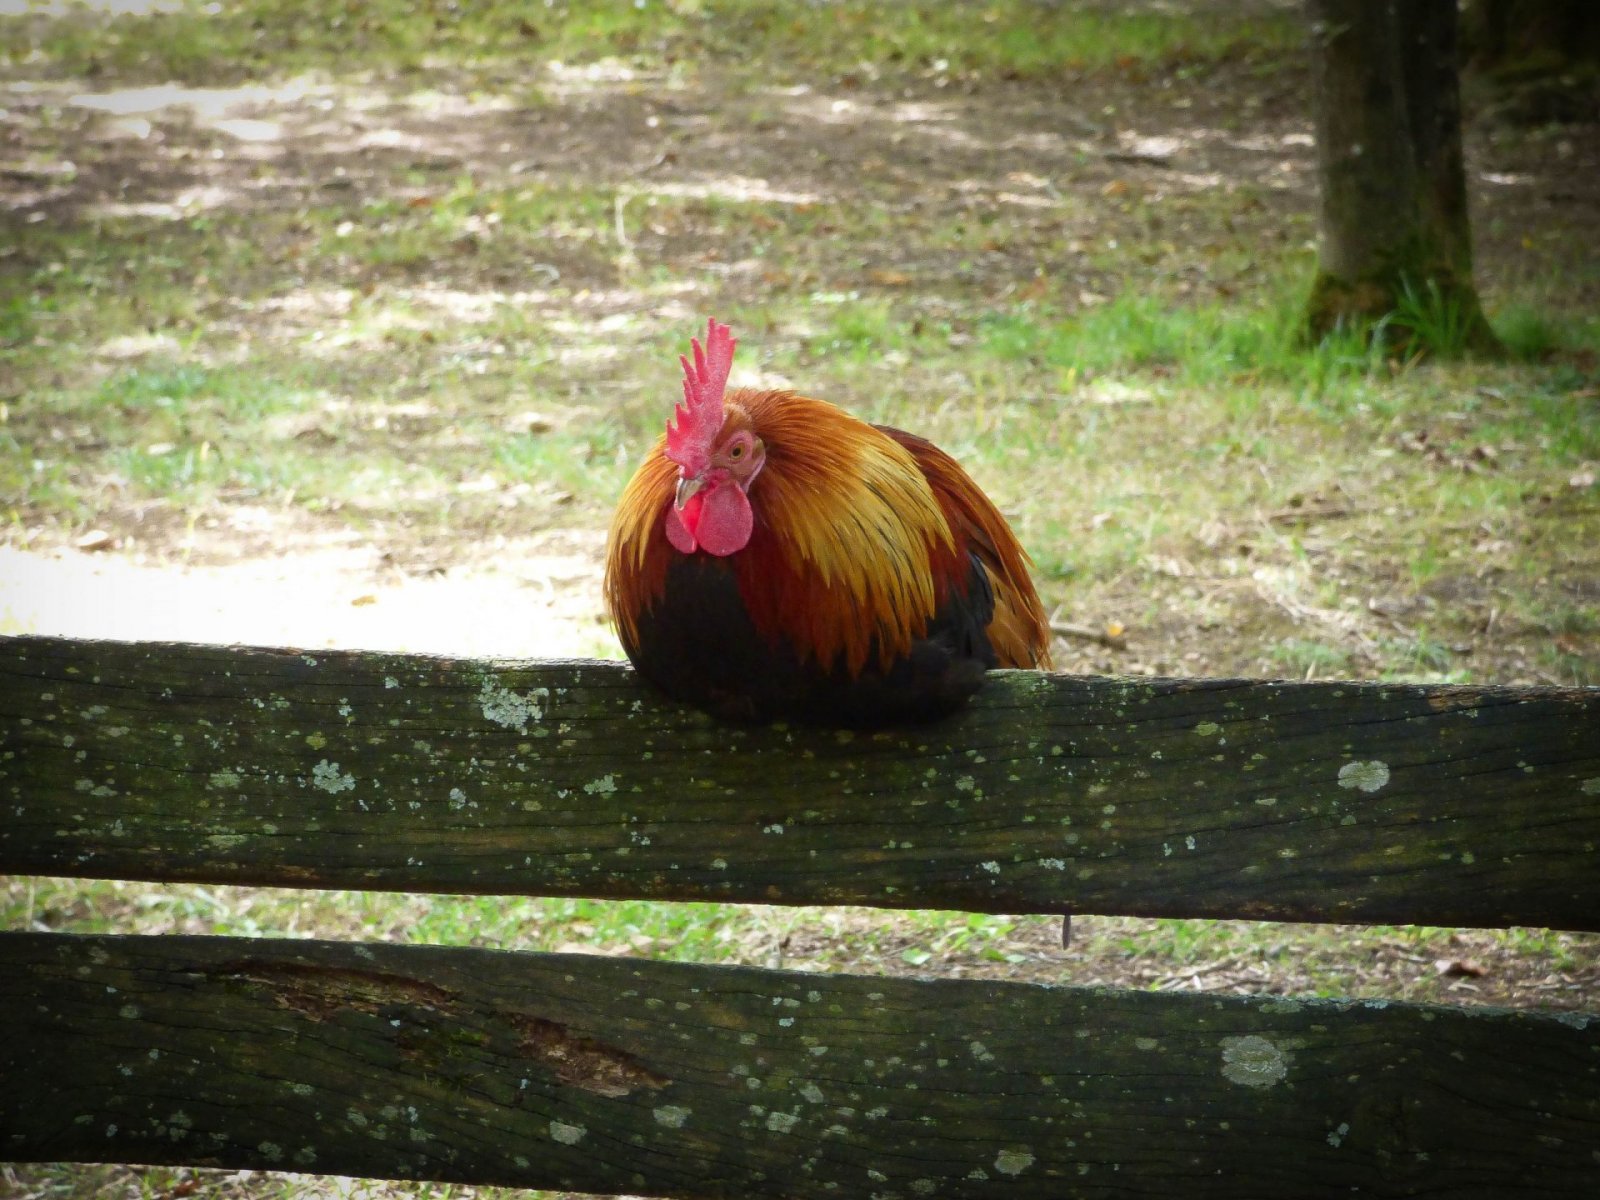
14,225,1593,632
817,298,1600,650
6,876,1585,1009
1,0,1305,85
2,0,1599,1195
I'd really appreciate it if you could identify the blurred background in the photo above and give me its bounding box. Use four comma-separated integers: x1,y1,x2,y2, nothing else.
2,1,1597,1196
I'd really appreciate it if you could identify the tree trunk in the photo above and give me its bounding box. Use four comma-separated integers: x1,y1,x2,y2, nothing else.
1397,3,1473,281
1303,0,1501,355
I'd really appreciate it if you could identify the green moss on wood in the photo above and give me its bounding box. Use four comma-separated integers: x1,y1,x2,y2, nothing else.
2,932,1597,1198
2,636,1598,930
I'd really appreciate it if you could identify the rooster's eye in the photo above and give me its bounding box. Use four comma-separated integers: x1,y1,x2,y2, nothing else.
728,443,745,460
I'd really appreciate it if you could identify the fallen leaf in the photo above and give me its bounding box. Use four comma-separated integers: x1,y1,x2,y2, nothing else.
350,594,378,608
1434,958,1486,978
505,411,556,435
867,268,912,287
1015,275,1052,302
74,529,115,552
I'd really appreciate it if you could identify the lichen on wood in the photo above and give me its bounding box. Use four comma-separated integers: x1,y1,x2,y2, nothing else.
3,636,1598,930
2,932,1596,1199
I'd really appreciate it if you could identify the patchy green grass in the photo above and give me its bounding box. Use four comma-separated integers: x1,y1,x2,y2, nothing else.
7,876,1590,1012
759,294,1598,686
5,187,1597,648
1,0,1304,85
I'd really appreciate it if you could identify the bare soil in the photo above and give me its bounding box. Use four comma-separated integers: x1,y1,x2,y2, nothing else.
7,50,1598,671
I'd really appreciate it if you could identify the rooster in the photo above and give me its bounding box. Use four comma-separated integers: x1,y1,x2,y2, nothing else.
604,318,1051,726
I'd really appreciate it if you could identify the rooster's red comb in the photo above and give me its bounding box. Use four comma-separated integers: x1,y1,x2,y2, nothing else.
665,318,736,471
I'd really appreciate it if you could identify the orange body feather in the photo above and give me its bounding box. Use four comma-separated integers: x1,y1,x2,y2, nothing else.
606,386,1050,725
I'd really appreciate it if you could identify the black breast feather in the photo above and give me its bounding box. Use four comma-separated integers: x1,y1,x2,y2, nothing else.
623,553,998,728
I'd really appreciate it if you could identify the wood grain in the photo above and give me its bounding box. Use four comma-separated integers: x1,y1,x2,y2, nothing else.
4,636,1598,928
4,932,1596,1199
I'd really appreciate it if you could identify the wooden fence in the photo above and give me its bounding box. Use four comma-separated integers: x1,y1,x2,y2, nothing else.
2,635,1598,1197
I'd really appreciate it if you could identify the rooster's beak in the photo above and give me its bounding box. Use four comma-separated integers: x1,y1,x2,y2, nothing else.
674,474,705,511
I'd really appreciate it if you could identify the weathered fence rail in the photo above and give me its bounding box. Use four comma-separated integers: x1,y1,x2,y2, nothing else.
4,637,1599,928
2,634,1599,1198
5,932,1597,1199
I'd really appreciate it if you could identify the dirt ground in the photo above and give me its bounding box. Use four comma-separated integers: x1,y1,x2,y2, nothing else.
5,39,1598,675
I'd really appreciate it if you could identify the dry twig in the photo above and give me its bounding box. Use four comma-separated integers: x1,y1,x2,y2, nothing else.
1049,615,1128,651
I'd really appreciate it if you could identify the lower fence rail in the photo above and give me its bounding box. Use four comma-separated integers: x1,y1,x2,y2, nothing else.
3,932,1597,1199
